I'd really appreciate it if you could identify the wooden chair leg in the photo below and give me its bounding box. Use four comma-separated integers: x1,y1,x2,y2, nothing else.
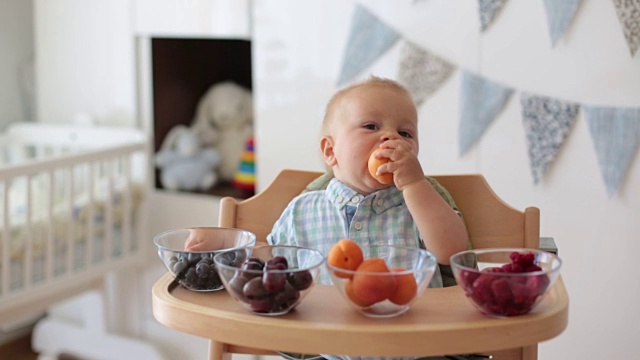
208,340,231,360
523,344,537,360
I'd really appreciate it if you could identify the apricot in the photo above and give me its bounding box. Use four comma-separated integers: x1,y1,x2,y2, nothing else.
327,239,364,279
367,148,393,185
352,258,396,304
345,279,376,308
388,268,418,305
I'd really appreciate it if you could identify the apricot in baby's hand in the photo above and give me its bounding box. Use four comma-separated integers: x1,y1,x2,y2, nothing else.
368,148,393,185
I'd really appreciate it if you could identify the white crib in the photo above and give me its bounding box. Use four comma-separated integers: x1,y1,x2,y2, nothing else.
0,123,163,359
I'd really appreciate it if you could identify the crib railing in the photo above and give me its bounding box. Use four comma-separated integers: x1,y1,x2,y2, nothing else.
0,128,150,324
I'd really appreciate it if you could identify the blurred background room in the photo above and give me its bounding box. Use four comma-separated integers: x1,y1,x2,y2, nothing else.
1,0,639,359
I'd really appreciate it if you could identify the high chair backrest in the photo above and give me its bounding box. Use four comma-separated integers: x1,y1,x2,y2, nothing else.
218,169,540,250
217,169,542,360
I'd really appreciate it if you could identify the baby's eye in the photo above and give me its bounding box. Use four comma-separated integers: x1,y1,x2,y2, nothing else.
363,124,378,130
399,130,412,138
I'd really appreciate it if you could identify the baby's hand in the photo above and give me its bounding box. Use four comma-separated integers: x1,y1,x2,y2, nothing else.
184,228,217,252
374,141,424,191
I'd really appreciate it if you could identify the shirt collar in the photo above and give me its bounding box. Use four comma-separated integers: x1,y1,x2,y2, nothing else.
325,178,404,214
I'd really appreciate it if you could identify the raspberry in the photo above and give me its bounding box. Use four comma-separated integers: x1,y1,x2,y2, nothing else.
458,269,479,288
490,278,512,304
472,273,497,303
526,274,550,296
510,251,535,267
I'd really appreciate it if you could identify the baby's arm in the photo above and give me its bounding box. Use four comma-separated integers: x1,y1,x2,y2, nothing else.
403,179,468,264
376,141,468,264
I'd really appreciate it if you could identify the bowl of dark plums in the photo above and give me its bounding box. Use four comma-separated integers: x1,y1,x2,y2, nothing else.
450,248,562,318
213,245,325,316
154,227,256,291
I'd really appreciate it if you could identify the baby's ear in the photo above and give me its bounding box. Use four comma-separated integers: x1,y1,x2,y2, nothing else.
320,136,337,166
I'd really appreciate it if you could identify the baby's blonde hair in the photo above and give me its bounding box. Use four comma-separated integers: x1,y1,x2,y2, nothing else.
321,76,414,135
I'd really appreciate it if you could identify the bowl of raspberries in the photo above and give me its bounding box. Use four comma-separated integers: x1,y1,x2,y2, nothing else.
450,248,562,318
213,245,325,316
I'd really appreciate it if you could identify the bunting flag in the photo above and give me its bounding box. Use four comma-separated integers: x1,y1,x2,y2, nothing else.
478,0,509,32
611,0,640,56
459,70,514,155
520,93,580,184
334,3,639,196
542,0,583,47
396,41,456,107
337,4,401,86
584,106,640,196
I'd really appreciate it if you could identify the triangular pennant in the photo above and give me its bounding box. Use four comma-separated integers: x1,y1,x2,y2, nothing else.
459,71,514,155
542,0,583,47
396,41,456,107
611,0,640,56
337,4,401,86
520,93,580,184
478,0,509,32
584,106,640,196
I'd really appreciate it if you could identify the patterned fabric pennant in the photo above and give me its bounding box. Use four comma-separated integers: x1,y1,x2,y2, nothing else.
612,0,640,56
520,93,580,184
542,0,583,46
584,106,640,196
397,41,456,107
337,4,401,86
478,0,509,32
459,70,514,155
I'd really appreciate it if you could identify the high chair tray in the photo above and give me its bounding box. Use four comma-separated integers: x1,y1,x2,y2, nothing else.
152,273,568,357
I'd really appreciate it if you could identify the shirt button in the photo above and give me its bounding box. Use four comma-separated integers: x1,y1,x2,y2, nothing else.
377,199,384,206
336,196,343,203
351,195,361,203
354,222,363,230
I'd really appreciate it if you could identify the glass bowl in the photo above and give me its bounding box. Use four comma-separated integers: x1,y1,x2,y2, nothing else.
450,248,562,318
154,227,256,291
213,245,325,316
327,245,438,318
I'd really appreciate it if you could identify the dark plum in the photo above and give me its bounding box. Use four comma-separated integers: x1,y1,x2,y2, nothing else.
243,277,268,300
288,270,313,291
250,297,275,313
266,256,288,269
263,271,287,293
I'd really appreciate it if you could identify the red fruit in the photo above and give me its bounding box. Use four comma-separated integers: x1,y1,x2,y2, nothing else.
510,252,535,267
472,273,497,303
526,274,550,296
459,269,479,288
490,278,512,304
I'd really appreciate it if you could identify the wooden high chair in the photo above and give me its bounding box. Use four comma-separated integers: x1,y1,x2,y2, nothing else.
152,169,568,360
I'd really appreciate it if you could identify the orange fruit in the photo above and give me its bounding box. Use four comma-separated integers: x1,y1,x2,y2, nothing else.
327,239,364,279
388,268,418,305
368,148,393,185
345,279,376,308
352,258,396,304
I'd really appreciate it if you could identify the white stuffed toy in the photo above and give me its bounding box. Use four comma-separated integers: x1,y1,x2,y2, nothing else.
155,125,221,191
191,81,253,182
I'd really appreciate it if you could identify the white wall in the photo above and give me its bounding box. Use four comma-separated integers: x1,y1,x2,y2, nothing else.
0,0,34,131
34,0,136,126
253,1,640,359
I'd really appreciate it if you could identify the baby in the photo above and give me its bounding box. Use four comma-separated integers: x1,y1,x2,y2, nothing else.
267,76,468,286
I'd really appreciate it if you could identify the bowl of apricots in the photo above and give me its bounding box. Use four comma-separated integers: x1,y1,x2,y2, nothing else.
213,245,325,316
326,239,438,318
450,248,562,318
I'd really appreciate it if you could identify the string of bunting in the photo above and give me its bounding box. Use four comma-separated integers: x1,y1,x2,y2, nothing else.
338,3,640,196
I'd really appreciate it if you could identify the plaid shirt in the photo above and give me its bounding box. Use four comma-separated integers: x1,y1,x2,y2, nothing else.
267,178,442,287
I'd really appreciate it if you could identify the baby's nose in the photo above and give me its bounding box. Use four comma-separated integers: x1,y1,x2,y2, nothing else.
381,132,399,141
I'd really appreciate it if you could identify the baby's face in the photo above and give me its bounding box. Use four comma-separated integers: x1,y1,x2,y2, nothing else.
323,85,418,194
